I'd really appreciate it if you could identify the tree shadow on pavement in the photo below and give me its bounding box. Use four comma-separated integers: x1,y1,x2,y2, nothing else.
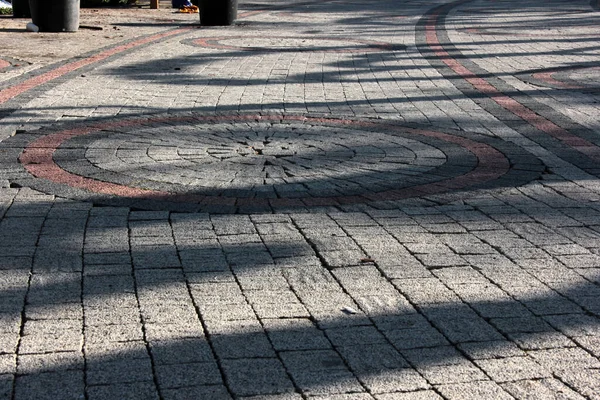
1,197,600,398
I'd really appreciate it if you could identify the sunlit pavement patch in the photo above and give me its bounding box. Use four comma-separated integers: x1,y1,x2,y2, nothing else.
0,27,193,105
0,112,542,213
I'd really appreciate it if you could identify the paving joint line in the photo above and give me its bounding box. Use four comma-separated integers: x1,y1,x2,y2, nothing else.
287,215,378,395
127,216,165,400
175,215,240,400
9,193,52,400
81,206,91,400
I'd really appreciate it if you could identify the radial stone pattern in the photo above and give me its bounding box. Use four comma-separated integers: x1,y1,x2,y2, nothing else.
1,113,544,213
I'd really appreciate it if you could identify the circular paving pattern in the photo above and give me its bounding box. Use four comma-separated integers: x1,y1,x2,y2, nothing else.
519,65,600,92
1,113,543,212
183,36,405,53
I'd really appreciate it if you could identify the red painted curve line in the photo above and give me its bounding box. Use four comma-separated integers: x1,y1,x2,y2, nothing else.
0,27,192,105
426,11,600,161
0,7,275,105
532,71,581,90
0,59,10,69
19,115,509,205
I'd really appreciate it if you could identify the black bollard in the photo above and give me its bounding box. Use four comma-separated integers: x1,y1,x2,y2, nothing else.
29,0,80,32
199,0,237,26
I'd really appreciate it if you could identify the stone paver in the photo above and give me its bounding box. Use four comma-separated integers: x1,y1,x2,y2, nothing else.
1,0,600,398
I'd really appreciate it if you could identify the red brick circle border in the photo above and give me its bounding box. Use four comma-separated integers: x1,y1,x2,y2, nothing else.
16,114,511,210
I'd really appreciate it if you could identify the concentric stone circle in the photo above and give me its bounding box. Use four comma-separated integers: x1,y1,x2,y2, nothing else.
1,113,543,212
62,120,451,196
183,36,405,53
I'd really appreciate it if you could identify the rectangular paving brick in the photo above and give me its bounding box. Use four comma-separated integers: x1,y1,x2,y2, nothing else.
221,358,294,397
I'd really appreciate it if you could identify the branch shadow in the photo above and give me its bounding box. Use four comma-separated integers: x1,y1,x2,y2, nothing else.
1,198,600,398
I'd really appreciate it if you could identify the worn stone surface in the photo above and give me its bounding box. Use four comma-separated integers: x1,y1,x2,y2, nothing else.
1,0,600,398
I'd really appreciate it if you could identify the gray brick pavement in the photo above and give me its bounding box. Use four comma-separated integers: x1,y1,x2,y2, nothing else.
1,0,600,398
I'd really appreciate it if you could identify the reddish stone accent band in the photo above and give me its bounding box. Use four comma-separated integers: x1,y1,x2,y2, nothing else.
0,27,192,105
425,9,600,162
19,114,510,206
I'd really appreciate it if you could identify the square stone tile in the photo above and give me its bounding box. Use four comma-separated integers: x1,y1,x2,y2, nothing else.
87,382,159,400
554,368,600,400
143,323,204,342
429,317,503,343
162,385,232,400
326,325,388,347
0,354,16,375
263,319,330,351
383,328,449,349
0,374,13,400
289,369,364,396
251,302,310,319
310,394,374,400
280,349,349,373
507,331,575,350
149,339,214,365
361,369,430,394
573,335,600,358
490,316,552,334
501,378,586,400
457,341,525,360
221,358,294,397
19,330,82,354
402,346,467,366
417,363,487,385
155,362,222,388
84,339,148,359
474,356,551,382
375,391,442,400
87,357,154,385
14,370,84,400
528,348,600,372
85,323,144,344
212,332,276,359
436,381,513,400
17,352,81,374
543,314,600,337
339,343,410,372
